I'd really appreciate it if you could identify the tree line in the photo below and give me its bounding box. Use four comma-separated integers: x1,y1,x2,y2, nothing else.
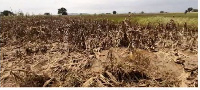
0,7,68,16
0,7,198,16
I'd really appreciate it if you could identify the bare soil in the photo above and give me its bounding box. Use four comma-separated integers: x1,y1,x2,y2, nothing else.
0,43,198,87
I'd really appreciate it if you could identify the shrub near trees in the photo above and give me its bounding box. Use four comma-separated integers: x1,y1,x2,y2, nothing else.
18,12,24,16
192,9,198,12
44,13,50,15
185,10,188,14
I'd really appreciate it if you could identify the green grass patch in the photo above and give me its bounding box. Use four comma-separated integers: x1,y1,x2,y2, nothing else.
75,13,198,27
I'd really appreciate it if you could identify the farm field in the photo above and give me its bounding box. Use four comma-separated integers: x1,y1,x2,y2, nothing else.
71,13,198,26
0,13,198,87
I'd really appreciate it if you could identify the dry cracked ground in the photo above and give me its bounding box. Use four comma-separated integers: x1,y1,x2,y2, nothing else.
0,42,198,87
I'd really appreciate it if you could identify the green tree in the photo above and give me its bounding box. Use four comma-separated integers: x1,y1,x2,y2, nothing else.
1,10,14,16
113,11,117,14
160,11,164,13
141,11,144,14
58,7,68,15
187,7,193,12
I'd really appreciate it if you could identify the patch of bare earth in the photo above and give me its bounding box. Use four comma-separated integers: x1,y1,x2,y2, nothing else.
1,45,197,87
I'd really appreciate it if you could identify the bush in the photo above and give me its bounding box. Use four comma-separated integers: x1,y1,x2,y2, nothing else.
160,11,165,13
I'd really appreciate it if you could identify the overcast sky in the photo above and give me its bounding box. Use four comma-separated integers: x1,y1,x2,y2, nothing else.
0,0,198,14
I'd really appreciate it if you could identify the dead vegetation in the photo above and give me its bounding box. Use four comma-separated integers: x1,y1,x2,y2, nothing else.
0,16,198,87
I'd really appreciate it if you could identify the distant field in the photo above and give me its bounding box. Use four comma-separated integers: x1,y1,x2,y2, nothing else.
2,13,197,27
69,13,198,27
